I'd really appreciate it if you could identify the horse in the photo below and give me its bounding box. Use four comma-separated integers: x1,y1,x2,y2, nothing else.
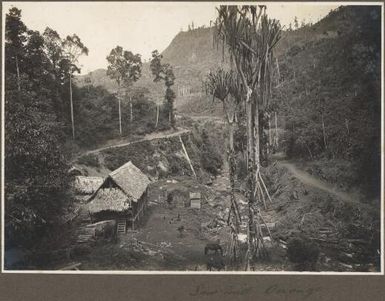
204,242,223,256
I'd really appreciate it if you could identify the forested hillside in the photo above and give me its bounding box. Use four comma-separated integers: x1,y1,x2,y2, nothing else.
275,6,381,198
5,8,72,249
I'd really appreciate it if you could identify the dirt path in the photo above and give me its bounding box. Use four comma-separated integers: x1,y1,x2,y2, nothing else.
178,113,226,125
77,127,190,158
278,161,356,202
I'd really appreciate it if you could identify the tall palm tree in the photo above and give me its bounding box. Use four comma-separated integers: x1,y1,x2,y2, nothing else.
214,5,281,270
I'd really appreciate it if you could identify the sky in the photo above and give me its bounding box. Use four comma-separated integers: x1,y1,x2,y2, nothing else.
3,2,340,74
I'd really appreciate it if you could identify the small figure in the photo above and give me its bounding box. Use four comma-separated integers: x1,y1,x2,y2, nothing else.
206,255,225,271
177,225,185,237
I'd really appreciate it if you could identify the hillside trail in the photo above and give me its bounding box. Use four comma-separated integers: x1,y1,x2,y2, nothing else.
75,127,190,160
188,115,226,124
276,157,357,203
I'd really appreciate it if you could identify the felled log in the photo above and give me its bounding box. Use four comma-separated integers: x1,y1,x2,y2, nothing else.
59,262,81,271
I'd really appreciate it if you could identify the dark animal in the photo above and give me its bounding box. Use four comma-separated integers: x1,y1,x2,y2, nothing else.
206,255,225,271
204,243,223,256
177,225,185,237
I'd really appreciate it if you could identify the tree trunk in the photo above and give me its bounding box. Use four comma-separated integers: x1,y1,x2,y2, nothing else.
155,103,159,128
118,95,122,136
169,99,176,129
245,86,255,270
228,120,240,228
227,119,241,263
246,87,254,172
268,113,272,150
321,112,327,149
69,74,75,140
274,112,279,149
130,97,133,123
15,55,21,92
275,57,280,85
229,121,235,153
254,98,260,170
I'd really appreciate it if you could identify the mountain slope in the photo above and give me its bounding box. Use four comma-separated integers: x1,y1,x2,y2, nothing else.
75,27,227,116
75,5,380,121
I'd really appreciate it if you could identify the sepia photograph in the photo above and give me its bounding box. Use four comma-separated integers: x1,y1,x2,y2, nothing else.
2,1,383,274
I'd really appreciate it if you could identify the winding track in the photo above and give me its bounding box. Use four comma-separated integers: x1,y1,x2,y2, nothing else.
278,160,356,203
75,127,190,159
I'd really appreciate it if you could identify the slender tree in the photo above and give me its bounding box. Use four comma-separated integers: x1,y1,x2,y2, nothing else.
214,5,281,269
5,7,27,93
62,34,88,139
204,68,242,261
106,46,142,135
294,16,299,29
150,50,177,129
42,27,66,114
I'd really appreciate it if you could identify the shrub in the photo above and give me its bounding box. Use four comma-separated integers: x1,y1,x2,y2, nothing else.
77,154,100,167
287,237,320,271
199,129,223,176
72,245,92,258
201,150,222,175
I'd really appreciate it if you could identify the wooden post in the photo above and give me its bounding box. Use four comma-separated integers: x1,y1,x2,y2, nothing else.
179,135,197,178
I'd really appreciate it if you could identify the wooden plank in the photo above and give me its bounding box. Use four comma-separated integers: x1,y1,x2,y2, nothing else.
260,222,276,229
59,262,81,270
179,135,197,178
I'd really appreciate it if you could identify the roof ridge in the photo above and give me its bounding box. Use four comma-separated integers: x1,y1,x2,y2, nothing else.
109,160,134,176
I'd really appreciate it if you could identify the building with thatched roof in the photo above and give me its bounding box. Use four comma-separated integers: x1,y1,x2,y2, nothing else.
73,176,104,195
86,161,151,233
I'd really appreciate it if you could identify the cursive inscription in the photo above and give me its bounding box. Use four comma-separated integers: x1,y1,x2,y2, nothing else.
189,283,322,299
265,284,322,299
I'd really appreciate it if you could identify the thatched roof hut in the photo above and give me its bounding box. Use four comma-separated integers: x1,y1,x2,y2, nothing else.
86,161,151,215
87,188,131,214
73,176,104,195
108,161,151,201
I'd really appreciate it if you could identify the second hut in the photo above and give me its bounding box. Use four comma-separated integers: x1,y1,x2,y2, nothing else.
86,161,151,234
